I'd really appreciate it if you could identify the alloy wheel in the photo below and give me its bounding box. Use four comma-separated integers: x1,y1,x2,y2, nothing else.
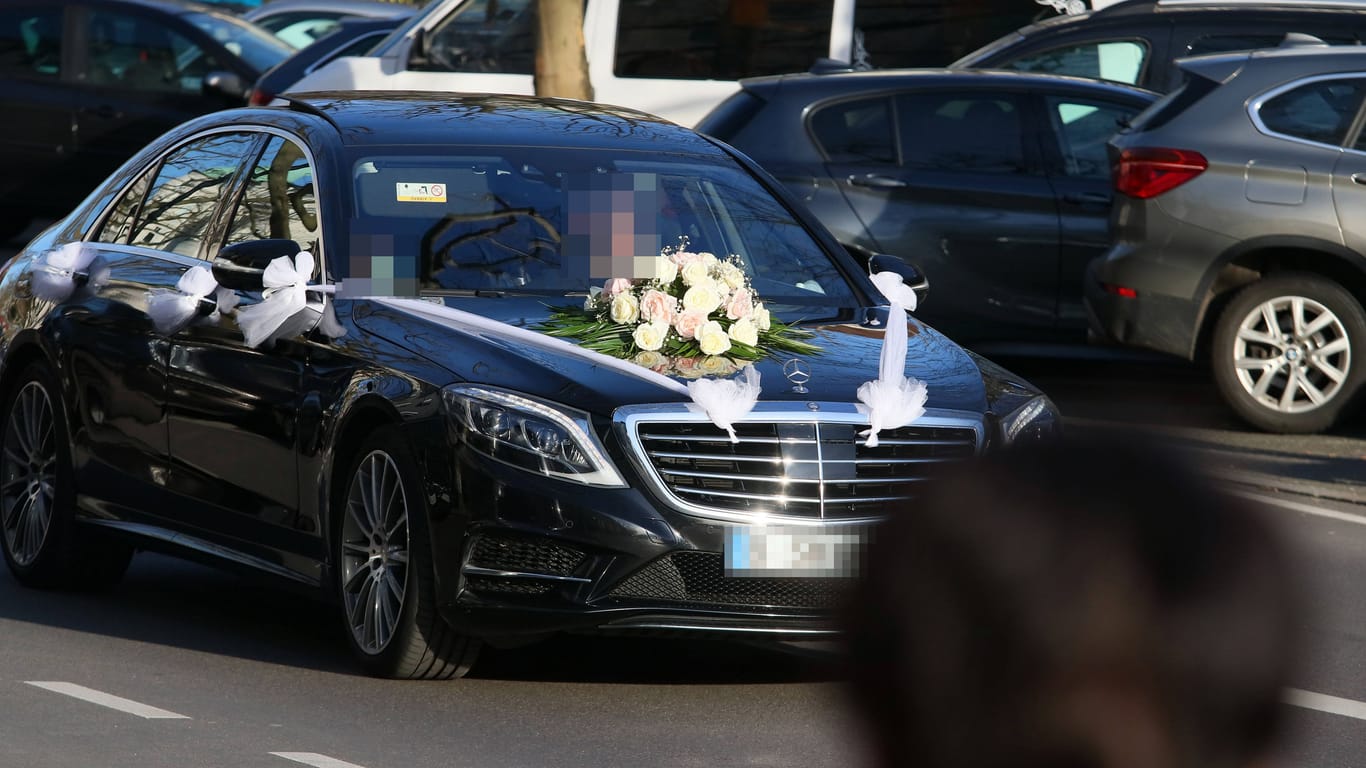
1,382,57,567
1231,295,1351,414
340,450,411,655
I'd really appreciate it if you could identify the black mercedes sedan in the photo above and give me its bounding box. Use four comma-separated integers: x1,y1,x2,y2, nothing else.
0,93,1059,678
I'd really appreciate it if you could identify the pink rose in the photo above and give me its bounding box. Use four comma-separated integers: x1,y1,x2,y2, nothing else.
674,357,697,371
725,288,753,320
673,309,708,339
603,277,633,297
639,289,677,324
669,250,703,268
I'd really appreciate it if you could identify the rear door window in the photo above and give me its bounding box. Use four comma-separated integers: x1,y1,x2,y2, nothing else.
1001,39,1147,86
1258,78,1366,146
810,97,895,163
897,91,1029,174
0,6,63,79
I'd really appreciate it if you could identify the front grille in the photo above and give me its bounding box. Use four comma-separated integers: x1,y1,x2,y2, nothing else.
633,419,978,519
609,552,848,609
467,535,585,576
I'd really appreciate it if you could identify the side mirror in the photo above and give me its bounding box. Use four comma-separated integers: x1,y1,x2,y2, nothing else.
408,26,430,69
843,243,930,307
212,239,299,291
204,70,248,103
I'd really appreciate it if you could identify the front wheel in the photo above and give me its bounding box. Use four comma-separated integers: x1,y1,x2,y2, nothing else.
1211,273,1366,433
1,364,131,587
335,426,480,679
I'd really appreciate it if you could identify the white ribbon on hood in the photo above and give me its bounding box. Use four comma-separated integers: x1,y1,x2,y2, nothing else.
147,266,219,335
857,270,928,447
235,251,342,348
31,242,101,302
686,364,761,443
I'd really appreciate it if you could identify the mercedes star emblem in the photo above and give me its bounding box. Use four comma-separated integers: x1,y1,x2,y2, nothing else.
783,358,812,394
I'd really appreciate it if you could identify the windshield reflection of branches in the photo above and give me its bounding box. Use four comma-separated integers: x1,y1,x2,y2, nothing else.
422,196,561,290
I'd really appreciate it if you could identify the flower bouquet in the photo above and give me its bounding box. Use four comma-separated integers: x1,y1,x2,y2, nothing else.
539,242,820,377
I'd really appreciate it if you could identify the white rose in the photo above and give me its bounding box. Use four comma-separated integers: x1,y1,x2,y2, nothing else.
682,282,722,314
754,302,771,331
632,320,669,351
698,356,736,377
681,260,711,287
718,262,746,290
610,292,640,324
698,252,719,270
728,317,759,347
633,350,665,369
697,321,732,356
653,256,678,284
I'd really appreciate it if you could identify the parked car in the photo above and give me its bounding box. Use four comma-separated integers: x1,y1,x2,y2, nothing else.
1089,44,1366,433
0,0,295,243
249,17,408,105
280,0,1045,126
698,69,1156,345
953,0,1366,93
243,0,416,49
0,92,1060,677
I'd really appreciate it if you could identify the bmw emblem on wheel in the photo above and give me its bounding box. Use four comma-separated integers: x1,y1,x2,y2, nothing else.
783,358,812,393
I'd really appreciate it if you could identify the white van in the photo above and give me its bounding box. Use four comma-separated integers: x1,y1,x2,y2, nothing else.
282,0,1045,126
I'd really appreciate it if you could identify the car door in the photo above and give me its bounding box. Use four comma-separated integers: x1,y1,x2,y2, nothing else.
1037,91,1151,337
816,88,1061,340
164,132,320,566
64,131,258,521
0,4,77,216
69,3,240,201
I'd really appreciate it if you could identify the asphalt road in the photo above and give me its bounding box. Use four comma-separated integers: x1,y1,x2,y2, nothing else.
2,226,1364,766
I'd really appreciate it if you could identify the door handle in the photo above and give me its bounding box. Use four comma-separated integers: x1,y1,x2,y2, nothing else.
1062,192,1112,205
1352,173,1366,185
847,173,908,189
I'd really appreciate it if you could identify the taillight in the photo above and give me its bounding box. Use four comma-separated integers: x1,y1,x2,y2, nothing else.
247,88,273,107
1113,147,1207,199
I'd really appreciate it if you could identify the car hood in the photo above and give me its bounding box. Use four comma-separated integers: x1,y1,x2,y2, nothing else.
351,297,995,416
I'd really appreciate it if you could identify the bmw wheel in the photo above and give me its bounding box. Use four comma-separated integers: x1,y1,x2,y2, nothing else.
1212,273,1366,433
1,363,131,587
336,426,480,679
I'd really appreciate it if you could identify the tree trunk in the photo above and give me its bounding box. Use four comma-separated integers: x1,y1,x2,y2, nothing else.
534,0,593,101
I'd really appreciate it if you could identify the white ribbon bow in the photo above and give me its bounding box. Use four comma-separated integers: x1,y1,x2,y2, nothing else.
31,242,100,302
235,251,342,348
147,266,220,335
857,270,928,447
686,364,762,443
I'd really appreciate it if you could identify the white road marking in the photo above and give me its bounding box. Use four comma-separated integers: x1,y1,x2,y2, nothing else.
24,681,190,719
1286,688,1366,721
271,753,370,768
1224,488,1366,527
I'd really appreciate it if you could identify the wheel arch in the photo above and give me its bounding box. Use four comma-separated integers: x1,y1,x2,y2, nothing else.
320,394,406,582
1192,237,1366,360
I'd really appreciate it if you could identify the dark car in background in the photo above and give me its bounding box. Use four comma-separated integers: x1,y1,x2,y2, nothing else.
0,0,295,243
249,16,410,106
953,0,1366,92
0,93,1059,678
243,0,417,49
1089,44,1366,433
698,69,1156,346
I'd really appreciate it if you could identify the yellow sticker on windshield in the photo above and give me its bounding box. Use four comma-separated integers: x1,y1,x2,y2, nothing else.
396,182,447,203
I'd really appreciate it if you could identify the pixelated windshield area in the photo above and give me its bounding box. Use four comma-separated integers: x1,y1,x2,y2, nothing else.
340,148,857,310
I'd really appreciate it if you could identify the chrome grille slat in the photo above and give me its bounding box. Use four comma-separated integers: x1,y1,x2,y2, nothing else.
623,407,983,522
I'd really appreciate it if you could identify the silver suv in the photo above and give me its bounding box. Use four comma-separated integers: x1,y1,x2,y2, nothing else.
1088,43,1366,433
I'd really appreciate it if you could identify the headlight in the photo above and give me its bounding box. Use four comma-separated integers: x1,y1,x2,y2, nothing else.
443,385,625,487
1001,395,1062,446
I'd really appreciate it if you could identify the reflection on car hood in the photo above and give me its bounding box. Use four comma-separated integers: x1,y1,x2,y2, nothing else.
351,297,991,416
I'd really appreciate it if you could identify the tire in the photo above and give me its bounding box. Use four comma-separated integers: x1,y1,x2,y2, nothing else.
1211,273,1366,433
1,364,132,588
335,426,480,679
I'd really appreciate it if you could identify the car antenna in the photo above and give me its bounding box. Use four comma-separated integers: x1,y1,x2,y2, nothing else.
276,95,342,133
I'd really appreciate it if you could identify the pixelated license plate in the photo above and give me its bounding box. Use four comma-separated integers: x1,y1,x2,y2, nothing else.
724,526,864,578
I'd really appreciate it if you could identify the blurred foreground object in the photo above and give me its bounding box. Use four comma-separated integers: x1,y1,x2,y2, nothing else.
845,435,1299,768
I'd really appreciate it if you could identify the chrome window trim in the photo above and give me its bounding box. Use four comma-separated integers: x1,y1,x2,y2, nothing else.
83,124,331,288
1248,70,1366,152
613,402,984,527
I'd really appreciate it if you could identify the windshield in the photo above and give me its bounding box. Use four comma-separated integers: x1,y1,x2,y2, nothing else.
184,11,296,69
343,147,860,318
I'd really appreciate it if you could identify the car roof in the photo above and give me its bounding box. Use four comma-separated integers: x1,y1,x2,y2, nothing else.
739,68,1158,101
84,0,226,13
282,92,724,154
1007,0,1366,36
244,0,417,19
